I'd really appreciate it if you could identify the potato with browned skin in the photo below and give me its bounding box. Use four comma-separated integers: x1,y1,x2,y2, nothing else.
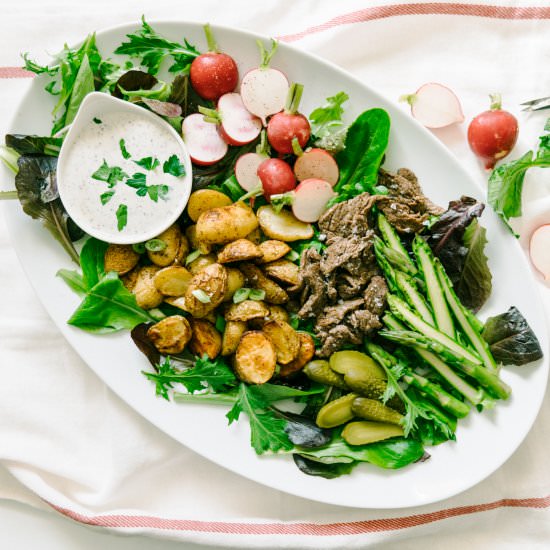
147,315,192,354
221,320,247,356
262,320,301,365
196,202,258,245
239,263,288,305
147,224,183,267
187,253,217,275
223,268,246,301
225,300,269,322
188,319,222,359
153,266,193,296
133,266,163,309
185,225,212,255
257,205,313,242
104,244,140,275
182,263,228,317
217,239,263,264
279,333,316,377
263,259,302,287
187,189,232,222
234,331,277,384
257,240,291,264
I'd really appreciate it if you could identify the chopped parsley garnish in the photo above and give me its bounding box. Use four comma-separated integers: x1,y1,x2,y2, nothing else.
92,160,128,187
100,190,115,205
163,154,186,177
116,203,128,231
134,156,160,170
93,117,103,124
119,138,131,159
146,184,170,202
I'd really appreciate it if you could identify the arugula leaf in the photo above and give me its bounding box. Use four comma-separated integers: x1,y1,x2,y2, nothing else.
64,53,95,126
57,269,87,296
119,139,131,159
227,383,294,454
309,91,349,138
92,160,129,187
116,203,128,230
134,156,160,171
115,17,200,75
79,237,109,288
163,154,186,177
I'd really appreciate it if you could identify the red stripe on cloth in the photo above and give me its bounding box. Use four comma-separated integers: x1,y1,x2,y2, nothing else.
0,67,34,78
277,3,550,42
47,494,550,536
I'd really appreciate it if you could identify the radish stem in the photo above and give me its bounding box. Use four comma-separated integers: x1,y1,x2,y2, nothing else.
256,129,269,156
285,83,304,114
489,93,502,110
198,105,221,124
257,39,278,69
0,190,18,200
291,137,304,156
399,94,417,106
203,23,219,53
240,184,263,202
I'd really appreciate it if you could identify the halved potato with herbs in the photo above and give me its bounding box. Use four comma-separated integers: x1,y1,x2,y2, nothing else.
234,331,276,384
182,263,228,317
225,299,269,322
221,320,247,356
153,266,193,296
188,318,222,359
104,244,140,275
187,253,217,274
279,332,316,377
263,259,302,287
133,266,163,310
187,189,232,222
261,319,300,365
239,263,288,305
185,225,212,254
196,202,259,245
223,267,246,301
257,240,291,263
257,205,314,242
147,315,192,354
217,239,263,264
147,224,183,267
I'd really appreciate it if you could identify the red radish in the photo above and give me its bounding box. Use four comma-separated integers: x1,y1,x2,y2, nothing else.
294,148,339,186
529,224,550,281
182,113,228,165
240,39,289,125
468,94,519,169
291,179,337,222
257,158,296,200
267,83,311,154
190,24,238,101
401,83,464,129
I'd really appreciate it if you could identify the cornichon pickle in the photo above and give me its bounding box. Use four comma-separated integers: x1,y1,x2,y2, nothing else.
344,373,406,413
329,350,386,380
316,393,358,428
303,360,348,389
351,397,404,426
342,421,404,446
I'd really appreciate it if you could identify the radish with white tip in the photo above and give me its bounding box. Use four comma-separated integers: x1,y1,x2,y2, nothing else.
240,39,289,126
235,130,270,191
530,224,550,281
182,113,228,165
199,93,262,146
401,83,464,129
294,147,339,186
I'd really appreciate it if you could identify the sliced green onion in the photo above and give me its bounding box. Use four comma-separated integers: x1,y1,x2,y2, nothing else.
215,314,226,333
132,242,146,254
285,250,300,263
249,289,266,301
185,249,201,265
233,288,251,304
191,289,211,304
145,238,167,252
148,308,166,321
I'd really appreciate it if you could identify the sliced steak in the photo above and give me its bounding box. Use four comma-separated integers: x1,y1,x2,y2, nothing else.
318,193,377,240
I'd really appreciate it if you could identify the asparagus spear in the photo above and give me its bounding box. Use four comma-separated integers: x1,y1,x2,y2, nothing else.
377,213,417,273
373,235,418,277
373,238,399,294
394,271,434,325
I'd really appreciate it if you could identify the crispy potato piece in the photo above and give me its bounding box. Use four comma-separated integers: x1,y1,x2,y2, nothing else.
246,227,262,244
187,189,233,222
267,304,290,323
188,319,222,359
196,202,259,245
187,253,217,275
239,263,288,305
217,239,263,264
121,268,139,292
153,266,193,296
225,300,269,322
263,259,302,287
174,234,190,265
183,263,228,318
147,315,192,354
257,240,291,264
234,331,276,384
185,225,212,255
262,320,301,365
279,333,315,377
133,266,163,310
221,320,247,356
104,244,140,275
257,205,313,242
163,296,186,311
223,267,245,301
147,224,183,267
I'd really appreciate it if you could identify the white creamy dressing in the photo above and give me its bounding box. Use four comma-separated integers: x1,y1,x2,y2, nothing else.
61,111,188,242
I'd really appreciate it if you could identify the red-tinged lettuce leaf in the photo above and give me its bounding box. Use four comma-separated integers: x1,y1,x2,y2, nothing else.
293,454,356,479
426,196,491,312
112,69,158,98
131,323,161,368
481,306,543,365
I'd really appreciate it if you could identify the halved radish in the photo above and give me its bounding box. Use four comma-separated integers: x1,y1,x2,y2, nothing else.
216,93,262,145
182,113,228,166
401,83,464,129
240,39,289,125
257,158,296,200
291,178,336,222
530,224,550,281
294,148,339,186
235,152,266,191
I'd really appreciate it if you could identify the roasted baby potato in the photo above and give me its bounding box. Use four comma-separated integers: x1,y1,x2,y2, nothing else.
239,263,288,305
187,253,217,275
147,224,183,267
267,304,290,324
221,320,247,356
279,333,316,377
225,299,269,322
217,239,263,264
133,266,163,309
188,318,222,359
174,234,190,264
234,331,277,384
182,263,228,317
104,244,140,275
196,202,259,245
257,205,314,242
263,259,302,287
147,315,192,354
153,266,193,296
185,225,212,255
261,319,301,365
121,268,139,292
245,226,262,244
257,240,291,264
223,267,246,301
187,189,233,222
